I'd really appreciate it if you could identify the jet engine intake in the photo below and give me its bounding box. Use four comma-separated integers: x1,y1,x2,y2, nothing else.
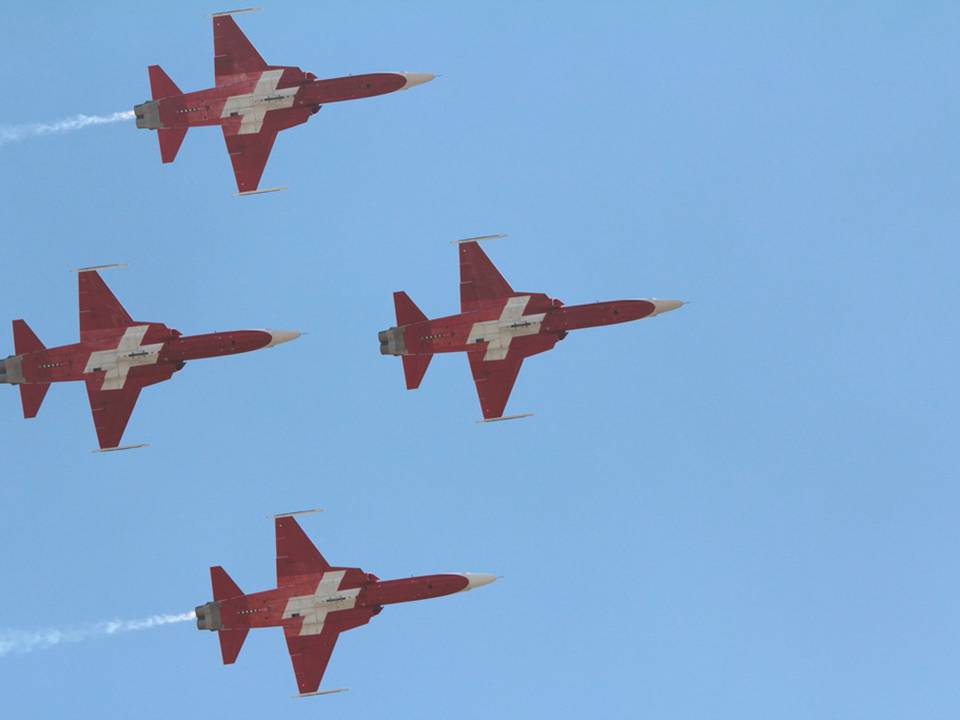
378,327,407,356
195,602,223,631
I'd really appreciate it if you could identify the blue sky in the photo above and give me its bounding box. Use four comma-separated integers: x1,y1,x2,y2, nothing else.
1,1,958,718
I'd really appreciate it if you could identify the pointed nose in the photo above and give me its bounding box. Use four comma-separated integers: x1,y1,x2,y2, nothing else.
459,573,498,591
265,330,301,348
400,72,436,90
650,299,685,317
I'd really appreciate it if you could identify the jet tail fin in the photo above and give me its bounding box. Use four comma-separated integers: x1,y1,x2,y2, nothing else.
393,291,428,326
157,128,188,164
19,384,50,419
210,566,248,664
12,319,45,354
402,354,432,390
211,565,244,601
392,293,431,388
218,627,249,665
148,64,182,100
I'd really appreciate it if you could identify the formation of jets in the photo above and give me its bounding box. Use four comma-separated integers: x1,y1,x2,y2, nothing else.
6,9,684,699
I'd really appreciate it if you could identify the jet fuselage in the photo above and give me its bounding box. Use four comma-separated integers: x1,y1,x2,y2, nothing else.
383,296,670,359
201,571,489,633
2,327,297,386
140,69,416,132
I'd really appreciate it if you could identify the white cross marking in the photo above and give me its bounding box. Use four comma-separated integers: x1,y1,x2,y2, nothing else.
221,69,298,135
84,326,163,391
466,296,546,361
282,571,361,636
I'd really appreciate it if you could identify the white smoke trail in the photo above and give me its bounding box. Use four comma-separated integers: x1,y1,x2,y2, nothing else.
0,610,195,657
0,110,135,147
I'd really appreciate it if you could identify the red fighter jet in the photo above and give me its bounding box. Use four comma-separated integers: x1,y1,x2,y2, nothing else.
133,8,435,194
0,265,300,451
379,235,685,421
195,510,497,696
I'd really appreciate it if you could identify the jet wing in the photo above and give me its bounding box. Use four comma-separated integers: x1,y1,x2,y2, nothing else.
276,515,332,588
84,365,175,449
283,608,378,695
213,14,268,85
467,334,558,420
222,124,278,193
460,241,515,312
79,270,133,341
221,109,312,193
283,623,341,695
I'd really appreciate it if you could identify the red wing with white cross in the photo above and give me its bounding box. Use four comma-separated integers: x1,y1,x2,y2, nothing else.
78,270,178,450
459,242,557,419
275,517,375,695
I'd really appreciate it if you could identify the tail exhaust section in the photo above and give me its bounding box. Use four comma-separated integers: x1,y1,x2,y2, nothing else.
134,65,188,162
10,320,49,417
199,566,249,665
378,292,433,389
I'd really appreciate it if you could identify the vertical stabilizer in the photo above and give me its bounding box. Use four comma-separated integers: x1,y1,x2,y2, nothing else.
148,65,182,100
157,128,188,164
218,627,249,665
402,354,432,390
211,566,244,601
19,384,50,419
12,319,45,354
393,291,428,326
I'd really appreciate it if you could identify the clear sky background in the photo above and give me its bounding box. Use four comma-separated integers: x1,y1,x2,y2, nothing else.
0,2,957,718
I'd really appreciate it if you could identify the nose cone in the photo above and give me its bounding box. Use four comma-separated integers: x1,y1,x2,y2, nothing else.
650,299,685,317
458,573,498,591
400,72,436,90
265,330,301,348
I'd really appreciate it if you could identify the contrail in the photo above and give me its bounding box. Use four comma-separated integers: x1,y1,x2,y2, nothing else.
0,110,135,147
0,610,195,657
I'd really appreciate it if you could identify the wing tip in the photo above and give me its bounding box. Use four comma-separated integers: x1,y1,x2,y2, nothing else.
272,508,324,519
212,7,261,18
74,263,127,274
452,233,508,245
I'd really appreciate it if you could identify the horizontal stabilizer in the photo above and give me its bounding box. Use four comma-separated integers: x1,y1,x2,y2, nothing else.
19,383,49,419
218,627,249,665
12,319,45,354
402,354,432,390
148,64,182,100
393,291,427,326
211,566,244,601
158,127,188,164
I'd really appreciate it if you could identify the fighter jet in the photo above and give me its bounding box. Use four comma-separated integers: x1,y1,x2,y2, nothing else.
133,9,435,194
195,510,496,696
379,235,685,421
0,265,300,451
